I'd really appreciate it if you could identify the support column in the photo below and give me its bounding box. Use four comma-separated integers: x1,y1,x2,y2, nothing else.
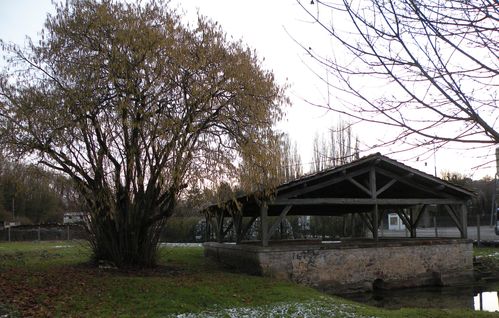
260,202,269,247
370,167,378,241
204,215,211,242
409,208,416,238
239,216,257,243
444,204,464,238
461,204,468,239
373,205,379,241
233,213,242,243
215,208,225,243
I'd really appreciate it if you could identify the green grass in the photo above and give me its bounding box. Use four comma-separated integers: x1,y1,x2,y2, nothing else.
0,241,90,269
475,246,499,259
0,241,498,317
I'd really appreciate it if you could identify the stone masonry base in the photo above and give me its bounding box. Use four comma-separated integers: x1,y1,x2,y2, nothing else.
204,239,474,293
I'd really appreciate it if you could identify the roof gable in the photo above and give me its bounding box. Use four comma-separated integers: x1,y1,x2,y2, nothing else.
275,153,474,200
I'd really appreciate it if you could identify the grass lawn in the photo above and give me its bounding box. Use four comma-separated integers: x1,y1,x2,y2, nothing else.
0,241,497,317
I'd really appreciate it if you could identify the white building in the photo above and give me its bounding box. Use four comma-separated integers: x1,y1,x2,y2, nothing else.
387,213,406,231
63,212,87,224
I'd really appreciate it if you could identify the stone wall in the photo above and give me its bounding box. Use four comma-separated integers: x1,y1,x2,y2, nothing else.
204,239,474,293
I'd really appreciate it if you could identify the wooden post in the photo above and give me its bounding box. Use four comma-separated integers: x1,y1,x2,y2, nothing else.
410,208,416,238
8,226,11,242
461,204,468,239
204,215,211,242
351,213,355,237
434,215,438,237
476,213,481,247
67,224,70,240
380,214,384,238
37,226,41,241
233,214,242,243
216,209,224,243
260,202,269,247
342,215,347,237
361,214,365,237
370,168,378,241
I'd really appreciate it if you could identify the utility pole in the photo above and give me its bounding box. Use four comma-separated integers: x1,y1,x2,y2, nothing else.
492,147,499,226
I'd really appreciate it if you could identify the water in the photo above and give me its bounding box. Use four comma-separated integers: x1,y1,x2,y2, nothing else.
475,291,499,312
340,282,499,312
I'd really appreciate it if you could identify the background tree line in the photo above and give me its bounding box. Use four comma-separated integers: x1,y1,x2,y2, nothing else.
0,157,81,225
0,115,494,236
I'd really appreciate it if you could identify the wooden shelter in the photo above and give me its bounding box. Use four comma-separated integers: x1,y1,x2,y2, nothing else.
205,153,474,245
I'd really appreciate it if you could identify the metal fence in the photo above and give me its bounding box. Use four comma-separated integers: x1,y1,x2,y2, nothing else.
0,224,88,241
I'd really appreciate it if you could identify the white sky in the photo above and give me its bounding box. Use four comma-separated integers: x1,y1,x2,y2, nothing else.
0,0,496,179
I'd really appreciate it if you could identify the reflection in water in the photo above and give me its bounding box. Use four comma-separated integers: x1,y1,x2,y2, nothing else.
339,282,499,312
474,291,499,312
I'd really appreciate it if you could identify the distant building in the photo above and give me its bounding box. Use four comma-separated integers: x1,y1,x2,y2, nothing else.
0,221,21,230
387,213,406,231
63,212,87,224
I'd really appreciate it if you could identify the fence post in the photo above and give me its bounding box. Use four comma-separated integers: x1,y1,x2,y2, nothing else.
37,226,41,241
8,226,11,242
67,225,70,240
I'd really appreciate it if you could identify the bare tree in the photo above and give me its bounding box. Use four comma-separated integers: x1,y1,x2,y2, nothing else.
298,0,498,160
0,1,285,267
280,134,303,182
312,132,328,172
312,119,359,172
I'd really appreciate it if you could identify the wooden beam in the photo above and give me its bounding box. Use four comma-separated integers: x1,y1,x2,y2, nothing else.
396,210,412,231
376,167,455,199
260,202,269,247
376,179,397,196
413,204,428,228
461,204,468,239
370,167,378,241
222,220,234,238
373,204,379,240
271,198,465,206
434,185,446,191
233,213,242,243
279,167,371,199
444,205,463,235
348,177,371,196
215,209,225,243
239,216,257,242
378,210,385,228
204,215,211,242
360,212,374,233
409,208,416,238
267,205,293,239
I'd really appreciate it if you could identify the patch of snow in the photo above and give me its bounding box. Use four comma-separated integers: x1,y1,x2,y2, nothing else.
168,299,378,318
476,252,499,259
53,245,72,249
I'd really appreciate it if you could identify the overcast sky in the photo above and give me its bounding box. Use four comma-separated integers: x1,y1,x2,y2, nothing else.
0,0,496,179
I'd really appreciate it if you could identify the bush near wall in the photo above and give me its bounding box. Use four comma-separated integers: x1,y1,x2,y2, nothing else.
162,217,204,243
